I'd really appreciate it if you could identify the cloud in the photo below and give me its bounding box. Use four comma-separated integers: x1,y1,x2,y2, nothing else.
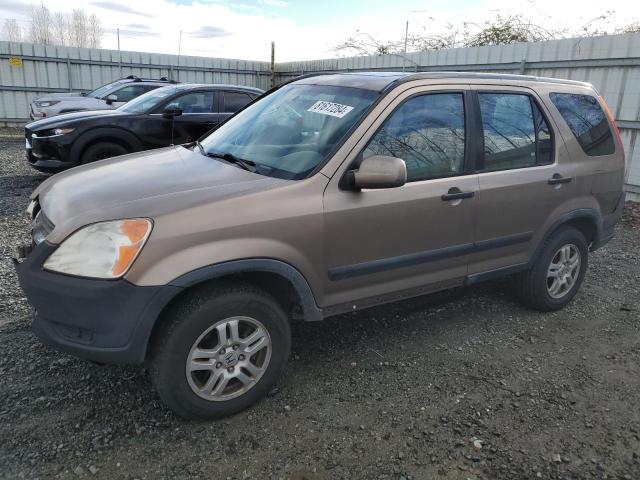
0,0,31,16
104,27,160,37
187,25,231,38
125,23,151,30
90,1,153,17
258,0,288,7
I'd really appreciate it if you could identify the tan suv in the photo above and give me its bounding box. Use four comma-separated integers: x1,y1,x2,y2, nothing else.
15,72,625,419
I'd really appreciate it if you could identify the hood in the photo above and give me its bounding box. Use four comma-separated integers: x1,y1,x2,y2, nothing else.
34,146,286,235
33,92,86,102
26,110,128,131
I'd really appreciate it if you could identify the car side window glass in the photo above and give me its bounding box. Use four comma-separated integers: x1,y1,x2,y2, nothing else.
363,93,466,182
165,92,215,114
479,93,537,171
113,85,150,103
549,92,615,156
224,92,252,113
533,102,553,165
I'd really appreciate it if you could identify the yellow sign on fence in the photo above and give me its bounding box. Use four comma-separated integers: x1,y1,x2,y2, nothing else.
8,57,23,67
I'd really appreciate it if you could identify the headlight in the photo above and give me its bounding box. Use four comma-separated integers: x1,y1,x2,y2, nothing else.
43,219,152,279
26,199,37,219
53,128,75,135
35,100,60,107
35,128,75,137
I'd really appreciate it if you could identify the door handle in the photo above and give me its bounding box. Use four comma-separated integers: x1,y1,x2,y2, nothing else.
548,174,572,185
441,187,475,201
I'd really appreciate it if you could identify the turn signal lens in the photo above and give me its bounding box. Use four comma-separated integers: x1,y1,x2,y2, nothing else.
43,219,152,279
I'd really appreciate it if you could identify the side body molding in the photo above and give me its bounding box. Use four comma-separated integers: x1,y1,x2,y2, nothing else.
168,259,324,322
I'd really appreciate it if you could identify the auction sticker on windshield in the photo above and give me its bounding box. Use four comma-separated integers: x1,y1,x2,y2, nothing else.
307,101,354,118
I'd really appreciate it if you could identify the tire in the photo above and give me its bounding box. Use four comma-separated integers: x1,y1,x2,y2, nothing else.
80,141,129,164
149,283,291,420
515,226,588,312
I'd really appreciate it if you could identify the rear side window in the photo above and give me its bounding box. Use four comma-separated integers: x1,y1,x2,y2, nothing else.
363,93,466,182
549,93,615,156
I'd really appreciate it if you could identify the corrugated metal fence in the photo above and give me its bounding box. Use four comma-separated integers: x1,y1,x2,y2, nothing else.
1,35,640,197
0,41,272,123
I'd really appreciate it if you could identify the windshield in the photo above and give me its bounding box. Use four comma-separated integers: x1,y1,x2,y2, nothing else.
86,81,121,98
117,86,178,114
199,84,378,179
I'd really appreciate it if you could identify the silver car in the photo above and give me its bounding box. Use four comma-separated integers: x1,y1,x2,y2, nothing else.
29,76,177,119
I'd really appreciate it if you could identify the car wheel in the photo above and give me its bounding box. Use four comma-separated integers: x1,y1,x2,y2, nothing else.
81,142,129,164
149,283,291,420
515,226,588,311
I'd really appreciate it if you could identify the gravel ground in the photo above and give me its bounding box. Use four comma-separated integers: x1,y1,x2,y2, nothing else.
1,140,639,480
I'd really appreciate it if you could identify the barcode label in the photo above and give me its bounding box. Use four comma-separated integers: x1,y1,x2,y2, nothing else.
307,100,354,118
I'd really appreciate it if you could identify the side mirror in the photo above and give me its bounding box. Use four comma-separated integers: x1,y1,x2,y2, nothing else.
105,94,118,105
349,155,407,190
163,107,183,119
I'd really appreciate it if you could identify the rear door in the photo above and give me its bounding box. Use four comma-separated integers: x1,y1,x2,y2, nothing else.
468,86,576,275
220,90,255,121
322,86,479,309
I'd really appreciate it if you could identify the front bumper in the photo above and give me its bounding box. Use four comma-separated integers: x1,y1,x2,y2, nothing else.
25,130,75,170
14,241,181,364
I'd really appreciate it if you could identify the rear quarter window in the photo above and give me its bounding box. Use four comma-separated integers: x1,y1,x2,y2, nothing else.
549,93,615,156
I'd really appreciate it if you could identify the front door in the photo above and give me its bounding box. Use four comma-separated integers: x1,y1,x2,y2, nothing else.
322,87,479,310
142,90,223,149
467,86,576,275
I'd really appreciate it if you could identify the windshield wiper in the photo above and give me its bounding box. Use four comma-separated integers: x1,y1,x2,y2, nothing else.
205,150,257,173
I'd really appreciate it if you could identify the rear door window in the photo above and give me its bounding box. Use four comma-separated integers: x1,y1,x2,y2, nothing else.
478,93,537,171
549,93,615,156
223,91,253,113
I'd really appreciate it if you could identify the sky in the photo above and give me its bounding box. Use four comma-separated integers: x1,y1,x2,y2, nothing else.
0,0,639,62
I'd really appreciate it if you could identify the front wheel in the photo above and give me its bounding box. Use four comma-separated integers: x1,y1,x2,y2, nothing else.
80,141,129,164
149,284,291,420
515,226,588,311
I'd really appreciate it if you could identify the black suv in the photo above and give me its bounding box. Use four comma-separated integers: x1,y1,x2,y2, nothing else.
25,83,263,172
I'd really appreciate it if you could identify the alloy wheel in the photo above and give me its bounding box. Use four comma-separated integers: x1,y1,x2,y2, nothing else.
185,316,272,402
546,243,581,299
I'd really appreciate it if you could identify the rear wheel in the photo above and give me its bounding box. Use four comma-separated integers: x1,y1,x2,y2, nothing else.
149,284,291,420
80,141,128,164
515,226,588,311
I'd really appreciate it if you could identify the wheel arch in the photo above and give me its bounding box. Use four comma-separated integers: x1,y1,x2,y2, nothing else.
141,259,323,361
70,127,143,164
532,208,602,265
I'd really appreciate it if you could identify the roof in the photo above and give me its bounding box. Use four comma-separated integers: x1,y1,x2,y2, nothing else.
291,71,592,92
152,83,264,94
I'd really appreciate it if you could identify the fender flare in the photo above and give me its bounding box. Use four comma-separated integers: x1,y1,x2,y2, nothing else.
531,208,602,264
168,258,324,322
69,127,144,164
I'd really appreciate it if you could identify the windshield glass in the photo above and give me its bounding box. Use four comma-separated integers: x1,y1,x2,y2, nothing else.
199,84,378,179
86,81,121,98
117,86,178,114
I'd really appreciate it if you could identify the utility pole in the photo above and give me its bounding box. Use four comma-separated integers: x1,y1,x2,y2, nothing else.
117,28,122,77
402,20,409,72
176,30,182,82
270,41,275,89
